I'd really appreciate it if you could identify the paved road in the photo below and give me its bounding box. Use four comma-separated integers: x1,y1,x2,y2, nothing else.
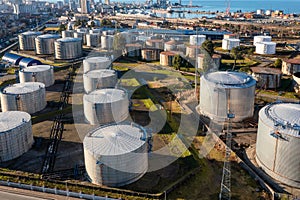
0,190,47,200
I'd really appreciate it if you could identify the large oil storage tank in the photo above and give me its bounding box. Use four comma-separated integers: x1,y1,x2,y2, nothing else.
19,65,55,87
255,42,276,55
83,88,129,125
253,35,272,46
19,31,42,51
186,45,201,58
198,71,256,122
83,122,148,187
146,39,164,49
54,37,82,60
160,51,181,66
74,31,87,45
35,34,61,55
1,82,46,114
256,103,300,188
189,35,206,46
222,38,240,50
83,56,111,73
86,33,101,47
89,29,101,34
83,69,117,93
0,111,34,162
101,35,114,50
62,30,74,38
18,58,42,68
164,39,177,51
141,48,161,61
125,43,142,57
2,53,24,65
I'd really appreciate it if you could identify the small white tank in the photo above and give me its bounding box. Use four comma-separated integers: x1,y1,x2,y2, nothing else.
83,69,117,93
1,82,46,114
0,111,33,162
83,57,111,73
83,88,129,125
19,65,55,87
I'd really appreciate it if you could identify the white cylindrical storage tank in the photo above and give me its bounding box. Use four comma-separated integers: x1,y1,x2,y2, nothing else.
1,82,46,114
62,30,74,38
35,34,61,55
125,43,142,57
86,33,101,47
141,48,161,61
0,111,34,162
253,35,272,46
83,88,129,125
222,38,240,50
83,57,111,73
83,122,148,187
189,35,206,46
89,29,101,34
74,31,87,45
101,35,114,50
146,39,164,49
198,71,256,122
54,37,82,60
83,69,117,93
255,42,276,55
256,103,300,188
160,51,178,67
19,65,55,87
19,31,42,51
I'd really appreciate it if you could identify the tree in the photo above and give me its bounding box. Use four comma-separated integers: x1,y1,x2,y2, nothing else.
172,54,183,70
273,58,282,68
230,46,243,70
201,40,214,56
58,24,66,33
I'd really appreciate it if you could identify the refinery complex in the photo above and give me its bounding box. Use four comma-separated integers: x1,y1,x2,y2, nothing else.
0,0,300,199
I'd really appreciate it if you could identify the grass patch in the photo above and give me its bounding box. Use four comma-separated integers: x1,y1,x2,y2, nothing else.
119,78,140,87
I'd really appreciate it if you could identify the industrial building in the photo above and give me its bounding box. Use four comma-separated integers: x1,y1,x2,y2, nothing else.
54,37,82,60
2,52,24,65
19,65,55,87
1,82,46,114
19,31,42,51
86,33,101,47
83,69,117,93
141,48,161,61
189,35,206,46
0,111,34,162
198,71,256,122
125,43,142,57
19,58,42,68
35,34,61,55
255,42,276,55
160,51,181,67
253,35,272,46
83,88,129,125
101,35,114,50
83,122,148,187
222,38,240,50
251,67,282,89
256,103,300,188
83,56,111,73
282,58,300,75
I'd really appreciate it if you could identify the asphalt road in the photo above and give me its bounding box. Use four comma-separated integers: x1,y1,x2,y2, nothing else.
0,190,48,200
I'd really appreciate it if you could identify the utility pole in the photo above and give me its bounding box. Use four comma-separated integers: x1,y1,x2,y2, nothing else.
219,89,234,200
194,27,199,99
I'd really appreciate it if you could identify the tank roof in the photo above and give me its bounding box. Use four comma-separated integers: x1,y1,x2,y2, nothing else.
254,35,272,38
19,58,42,68
257,41,276,45
56,37,82,42
83,122,146,156
84,56,110,63
2,82,45,94
36,34,60,39
21,65,52,73
204,71,256,87
84,88,127,103
190,34,206,38
84,69,115,78
0,111,31,132
20,31,42,36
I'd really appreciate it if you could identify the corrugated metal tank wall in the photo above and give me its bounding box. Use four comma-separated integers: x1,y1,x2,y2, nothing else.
1,82,46,114
0,111,33,162
19,65,55,87
83,69,117,93
83,88,129,125
83,57,111,73
256,103,300,188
